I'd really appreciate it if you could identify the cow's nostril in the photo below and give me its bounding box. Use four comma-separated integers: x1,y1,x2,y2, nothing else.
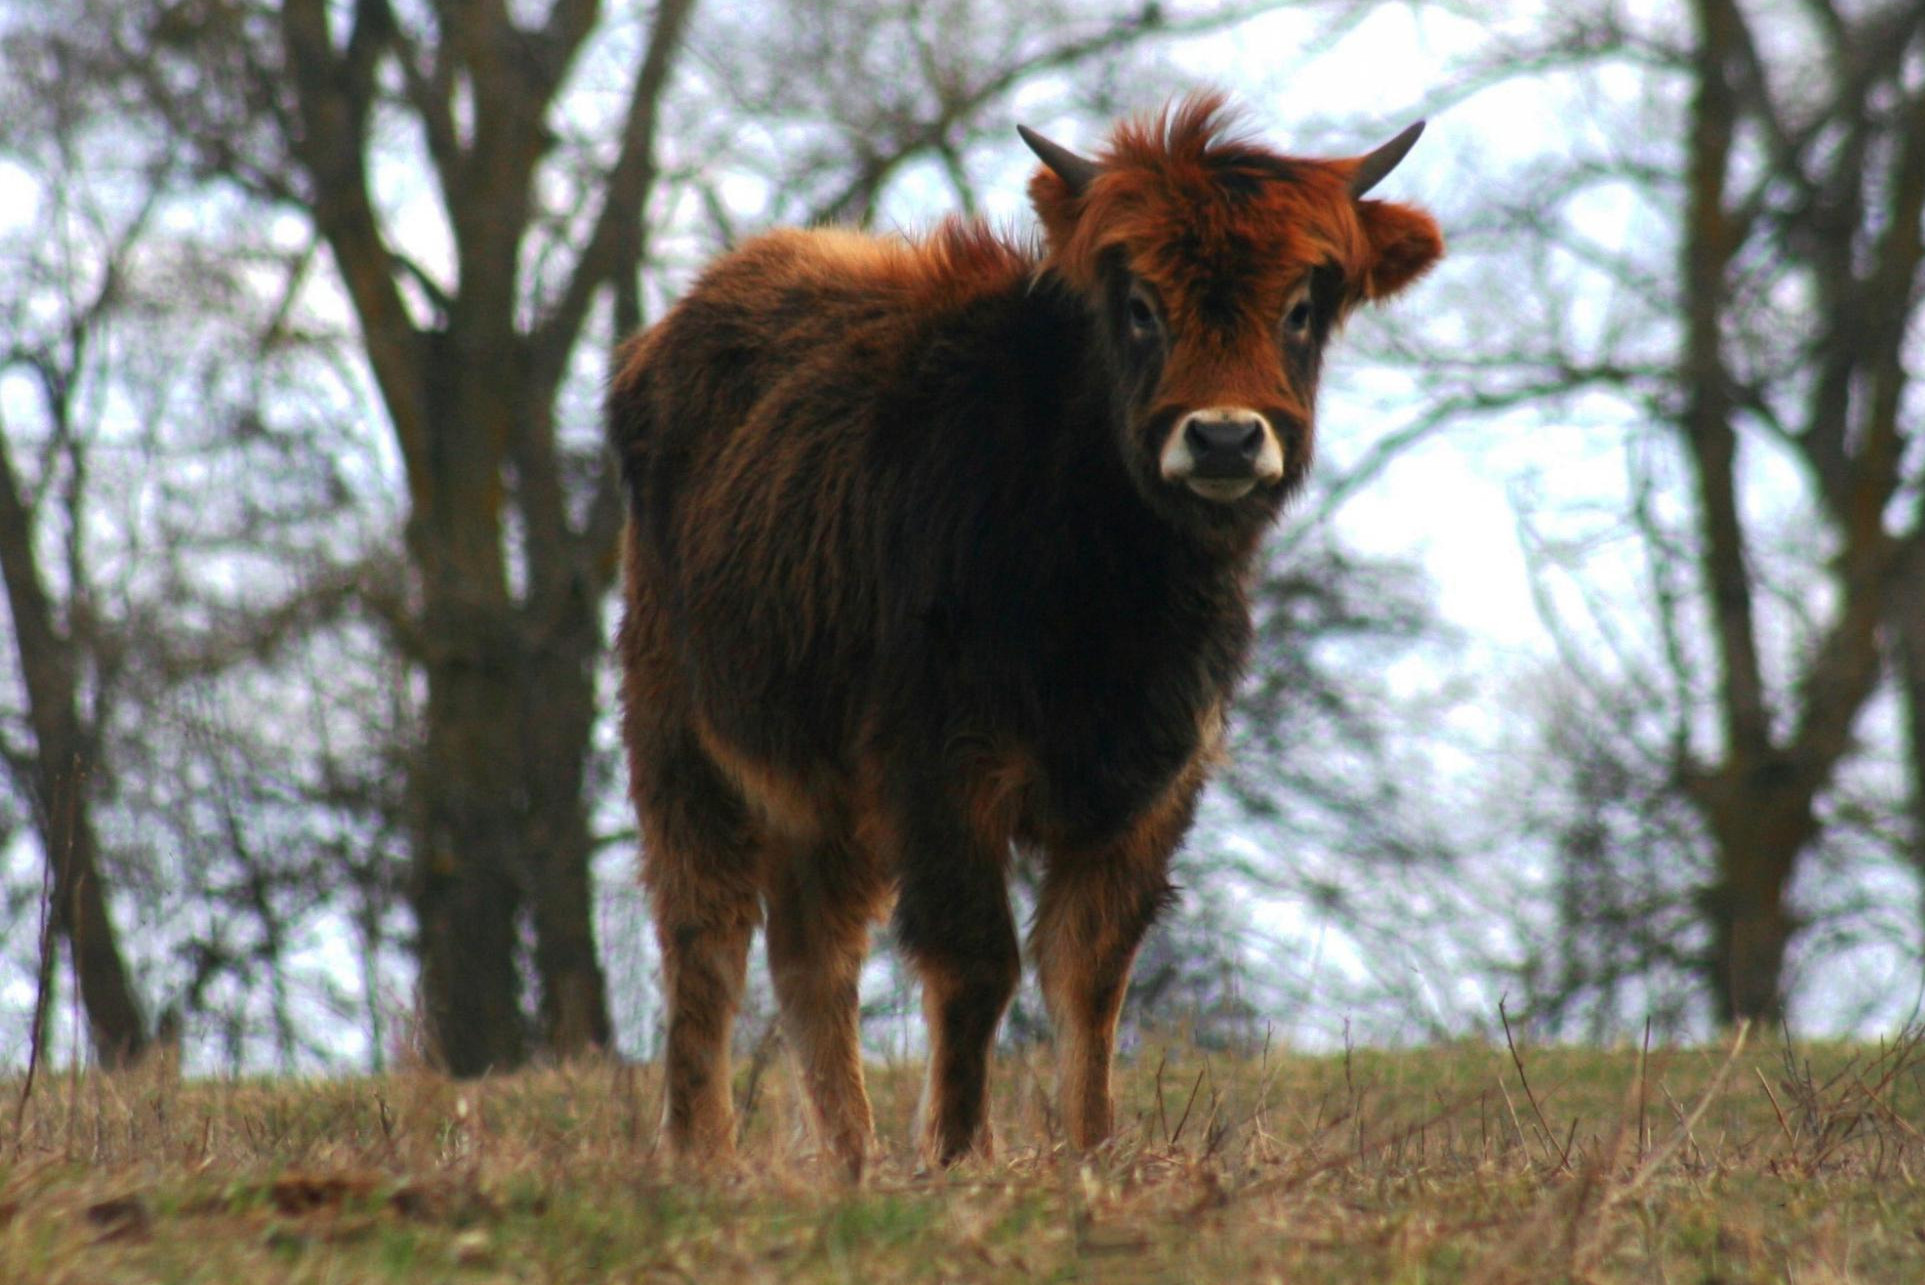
1185,416,1266,461
1234,420,1263,458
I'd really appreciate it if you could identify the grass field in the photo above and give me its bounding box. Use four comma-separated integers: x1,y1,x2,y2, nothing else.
3,1027,1923,1283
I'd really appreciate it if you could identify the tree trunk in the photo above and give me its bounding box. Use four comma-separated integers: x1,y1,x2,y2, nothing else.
1681,0,1793,1028
1892,551,1925,938
1704,893,1792,1026
504,394,616,1060
1699,787,1807,1025
408,577,612,1070
407,564,613,1069
47,756,155,1067
404,346,532,1074
411,645,530,1074
0,435,150,1068
524,612,612,1055
1693,765,1812,1024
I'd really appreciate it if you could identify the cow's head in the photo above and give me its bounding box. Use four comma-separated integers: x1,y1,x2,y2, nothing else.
1023,94,1443,530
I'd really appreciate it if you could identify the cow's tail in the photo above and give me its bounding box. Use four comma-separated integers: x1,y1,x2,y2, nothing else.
605,330,658,508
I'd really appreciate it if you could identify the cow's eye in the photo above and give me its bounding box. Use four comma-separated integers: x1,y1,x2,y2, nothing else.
1125,287,1159,340
1283,295,1313,337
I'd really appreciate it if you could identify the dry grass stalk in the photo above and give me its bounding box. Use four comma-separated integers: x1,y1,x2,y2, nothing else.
2,1025,1922,1283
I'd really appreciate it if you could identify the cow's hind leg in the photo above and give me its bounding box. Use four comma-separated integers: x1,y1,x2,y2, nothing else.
637,727,762,1166
765,838,886,1178
1031,786,1192,1149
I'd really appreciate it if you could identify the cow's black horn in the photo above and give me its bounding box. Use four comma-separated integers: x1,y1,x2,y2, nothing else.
1347,120,1426,198
1018,125,1102,197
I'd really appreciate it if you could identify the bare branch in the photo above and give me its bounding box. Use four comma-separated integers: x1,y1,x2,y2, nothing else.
528,0,698,400
278,0,431,481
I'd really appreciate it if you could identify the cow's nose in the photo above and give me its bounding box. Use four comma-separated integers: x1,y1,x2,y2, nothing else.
1183,414,1267,471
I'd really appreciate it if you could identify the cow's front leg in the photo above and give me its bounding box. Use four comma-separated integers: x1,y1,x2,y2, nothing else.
1032,781,1194,1149
889,803,1020,1169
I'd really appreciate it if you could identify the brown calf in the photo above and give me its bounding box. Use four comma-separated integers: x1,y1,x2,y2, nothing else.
608,93,1442,1174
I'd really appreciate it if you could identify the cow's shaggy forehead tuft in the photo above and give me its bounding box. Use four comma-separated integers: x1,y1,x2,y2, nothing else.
1030,91,1375,316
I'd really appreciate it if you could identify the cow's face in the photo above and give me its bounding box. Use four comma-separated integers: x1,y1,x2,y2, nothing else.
1024,97,1443,527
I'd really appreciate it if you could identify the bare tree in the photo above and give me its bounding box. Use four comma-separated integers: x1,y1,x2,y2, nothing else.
1413,0,1925,1025
0,368,151,1068
0,0,434,1070
0,57,169,1065
22,0,702,1071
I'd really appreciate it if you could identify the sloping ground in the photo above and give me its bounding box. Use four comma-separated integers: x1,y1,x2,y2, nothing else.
3,1031,1922,1282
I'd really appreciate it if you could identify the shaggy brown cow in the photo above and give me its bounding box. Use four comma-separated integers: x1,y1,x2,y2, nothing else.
608,93,1442,1175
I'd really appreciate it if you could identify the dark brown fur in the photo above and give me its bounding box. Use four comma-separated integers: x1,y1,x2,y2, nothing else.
608,94,1442,1174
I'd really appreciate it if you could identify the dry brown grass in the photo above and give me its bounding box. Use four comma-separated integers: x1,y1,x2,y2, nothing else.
4,1026,1924,1282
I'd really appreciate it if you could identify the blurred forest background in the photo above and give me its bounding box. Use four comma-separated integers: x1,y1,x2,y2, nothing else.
1,0,1921,1077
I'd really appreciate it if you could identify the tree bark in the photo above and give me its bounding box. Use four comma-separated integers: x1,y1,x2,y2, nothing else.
524,609,612,1055
1892,544,1925,938
412,640,530,1073
1902,642,1925,929
0,431,150,1068
396,315,527,1071
1694,779,1810,1025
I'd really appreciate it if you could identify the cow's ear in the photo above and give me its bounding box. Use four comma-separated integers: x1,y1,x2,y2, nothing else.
1355,199,1443,301
1028,168,1085,251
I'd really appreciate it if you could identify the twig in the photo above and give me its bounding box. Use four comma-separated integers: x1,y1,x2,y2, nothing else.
1170,1068,1206,1149
1496,1074,1530,1154
1248,1025,1282,1158
1851,1077,1925,1144
1557,1023,1754,1277
1152,1050,1169,1145
1234,1081,1493,1204
64,755,88,1158
1658,1083,1696,1167
67,866,84,1159
1201,1076,1230,1161
1500,998,1570,1171
1636,1017,1652,1165
11,830,59,1149
1755,1067,1795,1153
1615,1021,1750,1201
1342,1018,1356,1102
733,1017,782,1147
1844,1028,1925,1144
375,1091,400,1164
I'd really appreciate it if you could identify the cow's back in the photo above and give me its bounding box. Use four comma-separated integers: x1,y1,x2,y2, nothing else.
609,224,1039,772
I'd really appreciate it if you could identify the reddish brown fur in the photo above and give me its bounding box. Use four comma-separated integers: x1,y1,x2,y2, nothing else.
609,93,1441,1175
